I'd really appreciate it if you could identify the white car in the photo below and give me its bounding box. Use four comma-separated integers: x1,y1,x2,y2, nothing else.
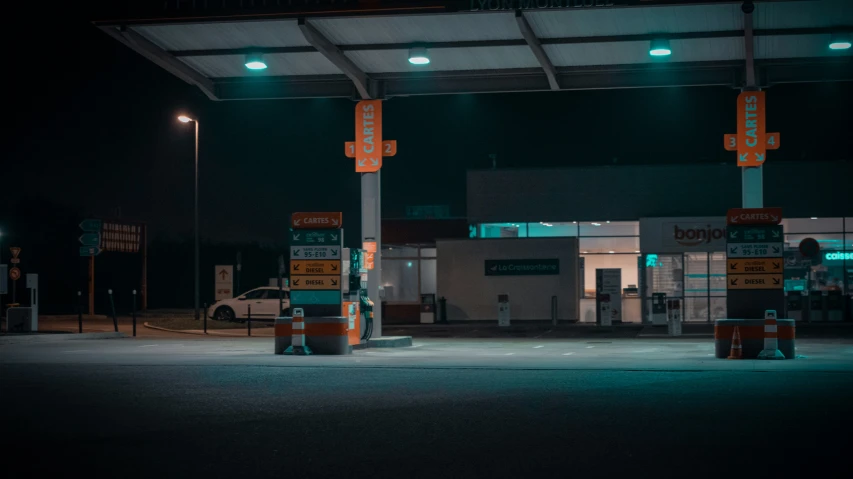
209,287,290,322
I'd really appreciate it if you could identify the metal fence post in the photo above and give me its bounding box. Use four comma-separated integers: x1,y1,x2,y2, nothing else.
108,289,118,332
132,290,137,337
203,303,208,335
247,304,252,336
77,291,83,333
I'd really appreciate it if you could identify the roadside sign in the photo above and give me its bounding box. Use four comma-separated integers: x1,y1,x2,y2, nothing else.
724,133,779,152
79,233,100,247
346,140,397,159
290,229,341,245
291,275,341,290
727,207,782,225
9,266,21,281
727,243,783,258
727,225,782,242
363,241,377,253
10,247,21,259
736,91,766,167
727,258,783,274
79,219,102,232
291,212,342,229
291,260,340,275
10,258,20,264
79,246,102,256
364,252,375,270
355,100,383,173
101,221,142,253
290,246,340,259
215,265,233,301
727,273,783,290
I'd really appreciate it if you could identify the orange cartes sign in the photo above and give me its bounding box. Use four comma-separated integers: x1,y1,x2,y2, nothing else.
291,212,342,229
736,91,766,167
355,100,382,173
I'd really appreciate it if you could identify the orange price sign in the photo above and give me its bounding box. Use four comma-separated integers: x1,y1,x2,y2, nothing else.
724,134,737,151
364,252,375,270
736,91,766,167
355,100,382,173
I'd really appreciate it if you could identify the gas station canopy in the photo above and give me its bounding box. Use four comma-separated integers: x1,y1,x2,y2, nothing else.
93,0,852,100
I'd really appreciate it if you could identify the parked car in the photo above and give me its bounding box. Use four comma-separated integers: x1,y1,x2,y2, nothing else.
209,287,290,322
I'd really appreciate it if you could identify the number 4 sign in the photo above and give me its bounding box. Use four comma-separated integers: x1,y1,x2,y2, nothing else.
724,132,780,152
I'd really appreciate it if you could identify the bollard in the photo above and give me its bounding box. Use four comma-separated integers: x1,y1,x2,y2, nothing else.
77,291,83,334
551,295,558,326
132,290,137,337
284,308,312,355
247,304,252,336
757,309,785,360
108,289,118,332
203,303,208,335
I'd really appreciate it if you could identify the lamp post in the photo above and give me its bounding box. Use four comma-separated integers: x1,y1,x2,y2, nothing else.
178,115,200,321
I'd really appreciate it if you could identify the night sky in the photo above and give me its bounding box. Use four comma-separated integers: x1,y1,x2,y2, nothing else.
4,8,851,244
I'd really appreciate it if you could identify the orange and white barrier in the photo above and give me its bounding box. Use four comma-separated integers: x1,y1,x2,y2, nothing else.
757,309,785,360
727,326,743,360
285,308,312,356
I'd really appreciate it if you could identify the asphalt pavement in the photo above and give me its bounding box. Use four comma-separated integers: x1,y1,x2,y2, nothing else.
2,337,852,478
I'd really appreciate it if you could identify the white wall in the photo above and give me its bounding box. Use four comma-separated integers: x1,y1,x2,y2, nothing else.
437,238,580,321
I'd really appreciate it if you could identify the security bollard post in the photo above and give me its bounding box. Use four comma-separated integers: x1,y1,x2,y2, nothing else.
132,290,137,337
77,291,83,334
108,289,118,333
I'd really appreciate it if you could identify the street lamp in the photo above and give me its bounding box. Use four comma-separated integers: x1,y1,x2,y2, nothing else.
178,114,200,321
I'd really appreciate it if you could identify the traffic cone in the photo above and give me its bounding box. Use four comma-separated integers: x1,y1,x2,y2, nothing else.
727,326,743,360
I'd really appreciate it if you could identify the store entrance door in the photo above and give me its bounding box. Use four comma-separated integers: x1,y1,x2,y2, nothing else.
684,252,728,322
643,252,727,323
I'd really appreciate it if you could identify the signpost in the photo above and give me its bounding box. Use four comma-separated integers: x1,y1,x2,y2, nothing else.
344,100,399,337
215,265,234,301
290,212,343,317
726,208,785,318
77,219,147,313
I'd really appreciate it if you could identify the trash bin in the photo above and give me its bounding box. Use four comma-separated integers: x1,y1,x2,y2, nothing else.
420,294,436,324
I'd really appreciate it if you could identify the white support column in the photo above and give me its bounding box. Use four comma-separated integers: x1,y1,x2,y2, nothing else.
361,170,382,337
742,5,763,208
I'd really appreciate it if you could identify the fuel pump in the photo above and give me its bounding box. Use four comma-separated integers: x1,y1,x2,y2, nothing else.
345,248,373,341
